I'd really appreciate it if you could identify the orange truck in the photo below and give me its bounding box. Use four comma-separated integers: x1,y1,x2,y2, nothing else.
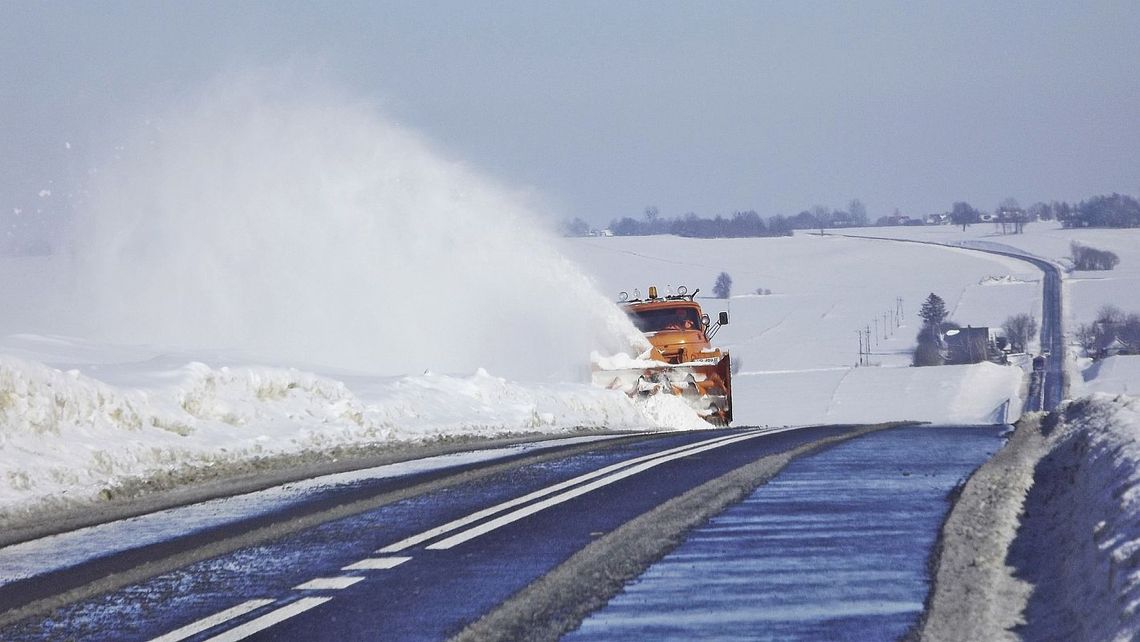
594,285,732,425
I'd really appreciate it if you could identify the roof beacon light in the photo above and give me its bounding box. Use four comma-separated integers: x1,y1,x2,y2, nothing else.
649,286,658,299
634,288,642,299
618,291,629,302
677,285,688,296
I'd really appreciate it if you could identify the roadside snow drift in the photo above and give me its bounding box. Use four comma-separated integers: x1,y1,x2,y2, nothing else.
0,339,707,521
1011,394,1140,641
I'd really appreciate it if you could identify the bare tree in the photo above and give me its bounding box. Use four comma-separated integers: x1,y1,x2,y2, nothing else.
1002,313,1038,353
713,272,733,299
1075,323,1099,356
950,202,980,231
847,199,869,226
811,205,832,235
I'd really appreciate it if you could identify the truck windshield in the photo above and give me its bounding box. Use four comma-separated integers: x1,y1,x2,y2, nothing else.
629,307,703,333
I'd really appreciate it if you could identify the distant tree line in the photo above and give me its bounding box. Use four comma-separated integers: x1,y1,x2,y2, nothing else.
944,194,1140,231
561,192,1140,239
596,200,869,239
1060,193,1140,228
609,208,785,239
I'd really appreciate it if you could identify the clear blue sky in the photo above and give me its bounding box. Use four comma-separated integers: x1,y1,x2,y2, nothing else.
3,1,1139,228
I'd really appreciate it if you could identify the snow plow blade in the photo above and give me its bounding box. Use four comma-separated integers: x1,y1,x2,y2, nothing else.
593,354,732,425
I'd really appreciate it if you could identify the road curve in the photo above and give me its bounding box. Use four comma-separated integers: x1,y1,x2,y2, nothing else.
833,232,1066,412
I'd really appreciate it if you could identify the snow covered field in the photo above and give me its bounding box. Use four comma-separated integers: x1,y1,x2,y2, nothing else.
561,234,1030,427
1,228,1033,523
837,220,1140,397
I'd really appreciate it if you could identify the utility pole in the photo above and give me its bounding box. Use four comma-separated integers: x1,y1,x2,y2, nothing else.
873,318,879,347
866,325,872,363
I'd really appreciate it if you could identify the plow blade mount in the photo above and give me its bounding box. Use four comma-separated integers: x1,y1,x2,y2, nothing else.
592,355,732,425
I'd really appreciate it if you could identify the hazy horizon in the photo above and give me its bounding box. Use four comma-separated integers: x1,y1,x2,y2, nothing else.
3,1,1139,240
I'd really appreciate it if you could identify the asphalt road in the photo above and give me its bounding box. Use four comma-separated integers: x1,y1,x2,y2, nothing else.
2,422,1008,641
2,426,866,641
568,424,1005,641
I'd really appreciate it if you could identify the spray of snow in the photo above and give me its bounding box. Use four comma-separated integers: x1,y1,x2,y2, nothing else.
62,74,645,381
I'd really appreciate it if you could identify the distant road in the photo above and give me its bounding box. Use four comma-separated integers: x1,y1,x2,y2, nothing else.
834,232,1066,413
971,247,1063,411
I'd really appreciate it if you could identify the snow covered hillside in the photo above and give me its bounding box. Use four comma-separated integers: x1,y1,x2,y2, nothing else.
837,220,1140,398
562,233,1029,426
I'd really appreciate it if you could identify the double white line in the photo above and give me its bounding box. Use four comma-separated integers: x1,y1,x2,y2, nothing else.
380,427,785,552
151,427,788,641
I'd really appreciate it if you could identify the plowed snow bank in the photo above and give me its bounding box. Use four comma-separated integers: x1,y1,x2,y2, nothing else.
0,345,702,522
1010,394,1140,641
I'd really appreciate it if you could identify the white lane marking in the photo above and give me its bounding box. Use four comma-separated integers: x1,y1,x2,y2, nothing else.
427,429,785,550
202,597,331,642
293,576,365,590
149,599,275,642
341,556,413,571
378,430,762,553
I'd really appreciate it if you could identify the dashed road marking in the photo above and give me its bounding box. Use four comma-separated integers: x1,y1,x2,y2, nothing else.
293,576,365,590
202,597,331,642
341,556,413,571
148,599,274,642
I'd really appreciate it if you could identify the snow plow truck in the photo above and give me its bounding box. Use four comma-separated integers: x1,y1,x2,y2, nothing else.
594,285,732,425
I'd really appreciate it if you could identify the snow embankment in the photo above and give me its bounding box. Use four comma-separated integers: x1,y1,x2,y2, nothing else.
922,393,1140,641
0,350,702,522
1078,354,1140,397
1007,394,1140,641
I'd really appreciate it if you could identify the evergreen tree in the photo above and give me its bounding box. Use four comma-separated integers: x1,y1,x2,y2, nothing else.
918,293,948,337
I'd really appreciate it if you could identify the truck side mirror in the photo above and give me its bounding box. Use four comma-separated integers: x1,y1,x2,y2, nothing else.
719,312,729,325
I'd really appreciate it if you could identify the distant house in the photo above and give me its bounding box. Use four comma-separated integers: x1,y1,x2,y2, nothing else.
944,326,1003,364
996,207,1029,222
1098,336,1134,359
925,213,950,225
979,212,997,223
